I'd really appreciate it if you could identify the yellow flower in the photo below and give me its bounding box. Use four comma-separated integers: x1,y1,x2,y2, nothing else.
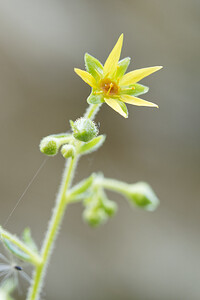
74,34,162,118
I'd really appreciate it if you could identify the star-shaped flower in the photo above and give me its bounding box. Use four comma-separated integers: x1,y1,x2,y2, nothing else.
74,34,162,118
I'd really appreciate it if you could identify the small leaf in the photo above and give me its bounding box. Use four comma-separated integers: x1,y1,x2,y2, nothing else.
68,174,95,202
22,228,38,253
87,93,104,104
78,135,106,155
85,53,103,81
2,238,31,262
116,57,131,79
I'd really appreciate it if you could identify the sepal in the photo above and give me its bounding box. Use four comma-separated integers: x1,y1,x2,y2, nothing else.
87,93,104,105
116,57,131,79
84,53,103,81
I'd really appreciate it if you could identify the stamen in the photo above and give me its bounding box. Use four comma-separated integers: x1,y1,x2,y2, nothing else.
106,83,113,95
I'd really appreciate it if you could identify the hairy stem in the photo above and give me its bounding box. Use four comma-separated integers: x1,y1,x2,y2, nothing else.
27,104,100,300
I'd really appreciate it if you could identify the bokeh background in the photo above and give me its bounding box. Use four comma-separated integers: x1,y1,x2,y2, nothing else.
0,0,199,299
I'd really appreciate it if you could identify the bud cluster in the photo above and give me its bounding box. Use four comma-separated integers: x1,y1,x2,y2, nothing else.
83,186,117,227
40,118,100,159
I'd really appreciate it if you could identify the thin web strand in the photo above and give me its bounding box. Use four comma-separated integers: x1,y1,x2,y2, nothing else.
3,157,48,227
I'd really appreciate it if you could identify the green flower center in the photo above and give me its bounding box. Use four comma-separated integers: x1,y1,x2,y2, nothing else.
100,79,119,96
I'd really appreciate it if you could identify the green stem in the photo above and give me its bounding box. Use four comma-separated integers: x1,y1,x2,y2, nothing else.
97,177,130,196
27,104,100,300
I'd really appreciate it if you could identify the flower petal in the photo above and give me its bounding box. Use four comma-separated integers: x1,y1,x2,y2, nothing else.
120,66,163,86
74,68,97,88
104,98,128,118
120,94,158,108
84,53,103,81
103,34,124,77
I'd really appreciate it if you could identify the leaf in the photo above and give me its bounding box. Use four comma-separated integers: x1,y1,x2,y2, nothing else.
2,238,31,262
22,228,38,253
78,135,106,155
68,174,95,202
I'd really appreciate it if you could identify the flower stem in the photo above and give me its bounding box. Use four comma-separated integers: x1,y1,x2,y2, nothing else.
27,104,100,300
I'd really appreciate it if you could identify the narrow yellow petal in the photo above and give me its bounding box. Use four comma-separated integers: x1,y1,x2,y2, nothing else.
103,34,124,76
120,94,158,108
74,68,97,88
120,66,163,86
104,98,128,118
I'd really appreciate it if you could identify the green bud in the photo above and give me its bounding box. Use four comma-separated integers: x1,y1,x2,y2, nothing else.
103,199,118,216
71,117,98,142
127,182,159,211
83,206,108,227
61,144,75,159
40,136,59,156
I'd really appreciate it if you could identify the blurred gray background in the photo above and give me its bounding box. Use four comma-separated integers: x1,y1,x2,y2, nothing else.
0,0,199,299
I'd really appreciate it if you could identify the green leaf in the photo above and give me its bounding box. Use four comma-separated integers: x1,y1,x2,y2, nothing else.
121,83,149,97
2,238,31,262
127,182,159,211
22,228,38,253
84,53,103,81
116,57,131,78
87,93,104,104
68,174,95,202
78,135,106,155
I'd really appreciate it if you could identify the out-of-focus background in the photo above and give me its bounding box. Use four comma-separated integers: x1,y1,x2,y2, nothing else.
0,0,199,299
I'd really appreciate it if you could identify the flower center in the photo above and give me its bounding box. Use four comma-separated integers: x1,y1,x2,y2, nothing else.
100,79,119,96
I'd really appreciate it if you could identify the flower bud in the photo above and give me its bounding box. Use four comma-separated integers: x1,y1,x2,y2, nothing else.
71,118,98,142
127,182,159,211
61,144,75,159
40,137,59,156
83,207,108,227
103,199,118,216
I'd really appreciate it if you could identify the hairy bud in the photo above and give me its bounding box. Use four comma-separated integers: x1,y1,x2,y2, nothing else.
70,118,98,142
61,144,75,159
40,137,59,156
